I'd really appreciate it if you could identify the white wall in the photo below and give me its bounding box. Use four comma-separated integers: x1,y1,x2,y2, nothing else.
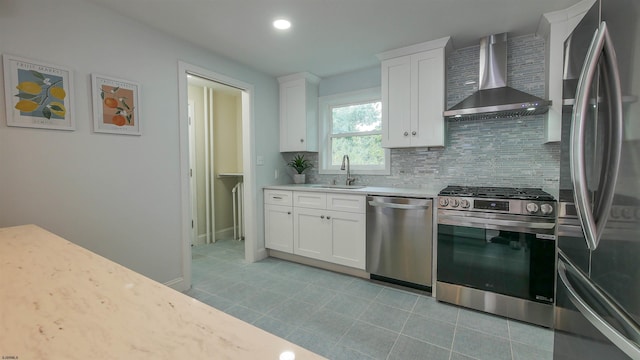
318,66,381,97
0,0,280,284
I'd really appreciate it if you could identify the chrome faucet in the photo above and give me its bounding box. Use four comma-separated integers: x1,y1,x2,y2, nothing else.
340,154,356,185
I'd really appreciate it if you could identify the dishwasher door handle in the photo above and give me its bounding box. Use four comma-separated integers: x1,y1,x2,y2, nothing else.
368,201,430,210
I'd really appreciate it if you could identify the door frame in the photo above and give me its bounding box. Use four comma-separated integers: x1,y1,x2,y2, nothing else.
187,100,199,246
177,61,258,291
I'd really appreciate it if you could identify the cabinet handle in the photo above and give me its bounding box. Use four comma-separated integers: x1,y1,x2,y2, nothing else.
273,196,282,199
404,131,409,136
327,216,331,220
320,215,325,219
412,131,416,136
300,138,304,143
287,211,291,215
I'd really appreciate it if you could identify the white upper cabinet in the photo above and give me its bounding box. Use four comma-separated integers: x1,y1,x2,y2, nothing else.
278,72,320,152
378,37,451,148
537,0,595,143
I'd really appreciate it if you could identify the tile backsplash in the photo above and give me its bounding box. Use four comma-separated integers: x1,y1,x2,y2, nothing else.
284,34,561,197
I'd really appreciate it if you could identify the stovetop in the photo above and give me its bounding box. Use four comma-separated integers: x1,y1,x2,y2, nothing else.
439,185,555,201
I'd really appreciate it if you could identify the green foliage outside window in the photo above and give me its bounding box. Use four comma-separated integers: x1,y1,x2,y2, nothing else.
330,101,383,167
331,135,384,166
331,102,381,133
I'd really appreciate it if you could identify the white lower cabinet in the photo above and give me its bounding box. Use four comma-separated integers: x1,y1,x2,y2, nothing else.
264,204,293,253
264,189,366,270
327,211,365,269
264,190,294,252
293,207,329,259
293,207,365,269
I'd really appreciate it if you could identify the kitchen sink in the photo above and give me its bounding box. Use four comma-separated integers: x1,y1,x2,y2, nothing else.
310,184,366,189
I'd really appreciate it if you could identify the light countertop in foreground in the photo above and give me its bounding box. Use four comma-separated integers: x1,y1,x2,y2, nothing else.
263,184,441,198
0,224,325,360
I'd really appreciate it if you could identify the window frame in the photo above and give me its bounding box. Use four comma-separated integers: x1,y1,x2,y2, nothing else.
318,87,390,175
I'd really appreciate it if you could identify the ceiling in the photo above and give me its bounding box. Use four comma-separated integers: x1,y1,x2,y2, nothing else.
83,0,583,79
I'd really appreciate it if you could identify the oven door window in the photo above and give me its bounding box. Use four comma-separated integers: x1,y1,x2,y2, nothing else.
437,224,555,303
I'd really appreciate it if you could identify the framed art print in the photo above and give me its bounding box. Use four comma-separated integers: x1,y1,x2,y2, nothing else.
3,54,75,130
92,73,141,135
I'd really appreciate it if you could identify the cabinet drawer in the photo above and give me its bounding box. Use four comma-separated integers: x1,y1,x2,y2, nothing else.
293,191,327,209
327,193,365,213
264,190,293,206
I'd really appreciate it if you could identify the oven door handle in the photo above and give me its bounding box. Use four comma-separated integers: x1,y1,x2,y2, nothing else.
438,215,555,231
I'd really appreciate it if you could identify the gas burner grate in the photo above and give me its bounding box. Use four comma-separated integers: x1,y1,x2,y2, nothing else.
439,185,555,201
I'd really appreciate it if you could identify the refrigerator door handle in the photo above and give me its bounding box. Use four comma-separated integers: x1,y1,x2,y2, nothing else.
558,253,640,360
570,21,624,251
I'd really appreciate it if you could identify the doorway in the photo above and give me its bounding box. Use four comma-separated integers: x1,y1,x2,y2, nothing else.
187,76,243,246
177,61,257,292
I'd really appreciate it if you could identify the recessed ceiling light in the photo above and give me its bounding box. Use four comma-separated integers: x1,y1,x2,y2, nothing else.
273,19,291,30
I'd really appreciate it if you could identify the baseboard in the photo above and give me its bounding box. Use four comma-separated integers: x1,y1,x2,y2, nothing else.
254,247,268,261
194,233,208,246
215,227,235,240
194,227,240,245
164,276,188,292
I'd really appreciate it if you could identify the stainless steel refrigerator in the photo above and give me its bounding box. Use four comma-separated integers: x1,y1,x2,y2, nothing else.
554,0,640,359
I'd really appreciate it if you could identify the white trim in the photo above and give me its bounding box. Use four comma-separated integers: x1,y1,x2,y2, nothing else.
376,36,451,61
187,101,198,246
164,277,185,290
177,61,258,292
318,87,390,176
203,87,213,244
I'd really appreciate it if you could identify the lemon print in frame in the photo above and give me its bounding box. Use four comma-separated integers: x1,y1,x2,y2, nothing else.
14,69,66,120
48,102,66,117
50,86,66,100
16,81,42,95
15,99,39,112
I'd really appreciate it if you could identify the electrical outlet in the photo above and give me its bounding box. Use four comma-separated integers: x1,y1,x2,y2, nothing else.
256,155,264,166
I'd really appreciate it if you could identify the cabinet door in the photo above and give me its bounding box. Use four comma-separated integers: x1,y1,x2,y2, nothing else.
328,211,366,269
412,48,445,147
279,78,307,152
293,207,329,261
264,204,293,253
381,56,412,148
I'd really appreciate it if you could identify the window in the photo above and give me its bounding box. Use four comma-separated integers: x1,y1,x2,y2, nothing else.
319,88,390,175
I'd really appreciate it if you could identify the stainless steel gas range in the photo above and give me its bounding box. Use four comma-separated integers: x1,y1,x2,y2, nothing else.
436,185,557,328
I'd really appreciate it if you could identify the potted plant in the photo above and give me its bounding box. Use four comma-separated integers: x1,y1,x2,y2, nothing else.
287,154,313,184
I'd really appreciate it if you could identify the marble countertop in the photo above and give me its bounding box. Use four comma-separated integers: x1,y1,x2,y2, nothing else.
0,224,325,360
263,184,441,198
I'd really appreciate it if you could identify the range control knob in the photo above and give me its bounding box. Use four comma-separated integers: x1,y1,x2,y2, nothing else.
611,207,620,220
622,208,633,220
460,199,470,208
450,199,460,208
540,203,554,215
526,203,540,214
439,197,449,207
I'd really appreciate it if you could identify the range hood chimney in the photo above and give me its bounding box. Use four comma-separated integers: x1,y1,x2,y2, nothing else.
443,33,551,120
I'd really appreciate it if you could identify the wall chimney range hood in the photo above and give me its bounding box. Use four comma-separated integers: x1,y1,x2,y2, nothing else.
443,33,551,120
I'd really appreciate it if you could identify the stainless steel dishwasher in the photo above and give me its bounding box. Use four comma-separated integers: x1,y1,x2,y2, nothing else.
366,196,433,289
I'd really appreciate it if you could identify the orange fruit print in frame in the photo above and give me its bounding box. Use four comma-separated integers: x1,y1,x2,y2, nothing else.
100,85,135,127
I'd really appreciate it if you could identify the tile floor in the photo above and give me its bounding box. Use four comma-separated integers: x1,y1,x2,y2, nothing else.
186,239,554,360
